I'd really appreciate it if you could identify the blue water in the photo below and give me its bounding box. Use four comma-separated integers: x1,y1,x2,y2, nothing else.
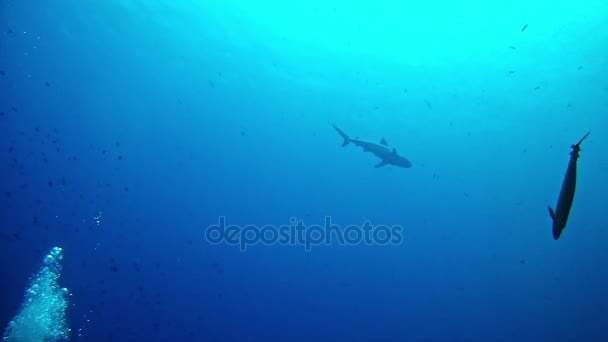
2,1,608,341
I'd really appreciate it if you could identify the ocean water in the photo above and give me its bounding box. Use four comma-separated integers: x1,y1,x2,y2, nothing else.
1,0,607,341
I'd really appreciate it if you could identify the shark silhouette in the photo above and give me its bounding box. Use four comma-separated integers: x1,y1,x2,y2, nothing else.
333,125,412,168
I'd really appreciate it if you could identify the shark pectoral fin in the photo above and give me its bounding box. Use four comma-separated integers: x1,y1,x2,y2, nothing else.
375,160,388,168
548,206,555,220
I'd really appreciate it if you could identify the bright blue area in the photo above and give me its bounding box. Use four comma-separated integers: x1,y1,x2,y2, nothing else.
1,0,608,341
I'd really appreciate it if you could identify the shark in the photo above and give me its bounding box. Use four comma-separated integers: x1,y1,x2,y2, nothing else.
333,125,412,168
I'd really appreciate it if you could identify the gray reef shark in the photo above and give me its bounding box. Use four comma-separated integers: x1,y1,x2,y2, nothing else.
333,124,412,168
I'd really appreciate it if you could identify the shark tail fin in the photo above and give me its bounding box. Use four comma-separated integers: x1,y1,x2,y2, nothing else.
332,124,351,147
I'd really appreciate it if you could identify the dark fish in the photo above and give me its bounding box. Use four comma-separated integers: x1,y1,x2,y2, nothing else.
0,232,19,241
44,81,51,87
7,28,13,34
0,70,5,76
521,24,528,32
548,132,590,240
211,261,223,275
109,257,118,272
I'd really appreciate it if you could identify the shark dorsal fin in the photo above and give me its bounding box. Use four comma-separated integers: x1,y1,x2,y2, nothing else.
380,138,388,146
392,148,398,155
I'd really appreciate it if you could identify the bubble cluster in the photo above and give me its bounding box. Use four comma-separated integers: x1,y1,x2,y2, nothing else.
3,247,70,341
92,212,102,226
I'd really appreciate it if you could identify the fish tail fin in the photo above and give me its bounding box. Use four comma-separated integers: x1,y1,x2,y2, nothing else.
332,124,351,147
